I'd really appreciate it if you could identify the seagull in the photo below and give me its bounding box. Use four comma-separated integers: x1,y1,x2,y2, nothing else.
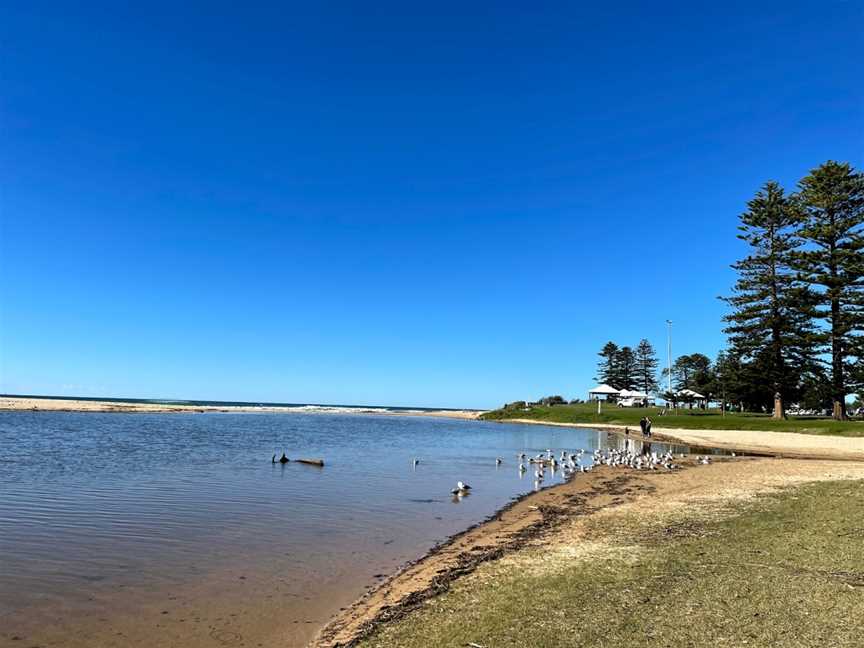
413,458,420,467
496,457,503,465
518,463,526,472
272,452,289,464
451,481,472,495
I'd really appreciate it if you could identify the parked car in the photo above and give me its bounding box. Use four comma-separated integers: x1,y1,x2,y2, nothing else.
618,397,646,408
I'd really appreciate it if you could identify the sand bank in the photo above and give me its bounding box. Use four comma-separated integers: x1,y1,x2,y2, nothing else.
0,397,482,420
497,418,864,461
314,456,864,647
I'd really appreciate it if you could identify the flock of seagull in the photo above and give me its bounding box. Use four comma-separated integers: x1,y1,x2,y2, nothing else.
418,447,717,497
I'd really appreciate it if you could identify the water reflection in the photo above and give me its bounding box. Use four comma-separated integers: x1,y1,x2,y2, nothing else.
0,411,692,646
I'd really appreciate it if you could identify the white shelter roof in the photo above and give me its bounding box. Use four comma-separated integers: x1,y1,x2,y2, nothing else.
677,389,706,399
588,384,620,395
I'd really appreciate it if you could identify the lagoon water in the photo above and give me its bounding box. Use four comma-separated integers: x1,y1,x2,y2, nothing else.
0,411,686,647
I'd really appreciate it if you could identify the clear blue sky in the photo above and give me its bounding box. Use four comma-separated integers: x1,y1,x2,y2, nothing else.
1,2,861,408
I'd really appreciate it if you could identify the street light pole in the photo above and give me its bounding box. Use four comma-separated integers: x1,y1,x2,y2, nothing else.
666,320,673,403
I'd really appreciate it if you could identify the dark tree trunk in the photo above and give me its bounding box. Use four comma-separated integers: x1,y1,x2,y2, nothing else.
831,324,846,420
769,233,786,420
773,392,785,420
829,246,847,421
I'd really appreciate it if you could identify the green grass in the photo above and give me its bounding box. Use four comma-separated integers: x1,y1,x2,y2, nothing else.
358,479,864,648
480,402,864,436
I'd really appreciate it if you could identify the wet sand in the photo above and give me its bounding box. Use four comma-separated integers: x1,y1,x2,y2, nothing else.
1,412,568,648
0,396,482,419
10,401,859,647
8,456,858,648
499,419,864,461
314,464,639,647
4,558,369,648
313,456,864,647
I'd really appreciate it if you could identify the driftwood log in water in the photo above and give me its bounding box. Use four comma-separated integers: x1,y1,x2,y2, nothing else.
295,458,325,467
271,455,324,467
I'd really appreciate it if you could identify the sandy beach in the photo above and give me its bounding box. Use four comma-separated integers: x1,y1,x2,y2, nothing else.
0,396,482,420
315,456,864,647
7,398,863,648
498,418,864,461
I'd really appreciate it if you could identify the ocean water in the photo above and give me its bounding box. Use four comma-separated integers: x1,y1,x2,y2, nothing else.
0,411,687,647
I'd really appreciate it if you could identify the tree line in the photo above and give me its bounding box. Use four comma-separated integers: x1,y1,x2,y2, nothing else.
596,341,711,404
596,339,660,394
593,161,862,420
722,161,862,420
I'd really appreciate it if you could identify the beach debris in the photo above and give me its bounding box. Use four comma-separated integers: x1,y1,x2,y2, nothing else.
272,453,323,466
466,643,487,648
296,458,325,467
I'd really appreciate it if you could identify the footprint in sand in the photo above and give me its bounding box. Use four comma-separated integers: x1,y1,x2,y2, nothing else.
210,628,243,644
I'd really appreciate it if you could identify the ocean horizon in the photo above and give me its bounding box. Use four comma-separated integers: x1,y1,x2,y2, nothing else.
0,392,483,413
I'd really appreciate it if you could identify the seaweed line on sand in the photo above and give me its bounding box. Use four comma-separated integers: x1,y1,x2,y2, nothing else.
312,469,666,647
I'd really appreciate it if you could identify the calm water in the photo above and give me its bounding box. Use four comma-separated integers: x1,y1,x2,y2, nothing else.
0,411,686,647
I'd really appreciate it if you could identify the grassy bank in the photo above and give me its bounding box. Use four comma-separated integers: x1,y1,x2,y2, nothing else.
358,477,864,648
481,402,864,436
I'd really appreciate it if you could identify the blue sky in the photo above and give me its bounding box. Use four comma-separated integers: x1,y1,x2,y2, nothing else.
1,1,862,408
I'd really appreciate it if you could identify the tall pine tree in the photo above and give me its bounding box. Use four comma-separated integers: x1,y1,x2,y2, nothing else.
664,354,713,393
596,342,620,386
794,161,864,420
722,181,817,418
618,346,637,390
634,339,659,394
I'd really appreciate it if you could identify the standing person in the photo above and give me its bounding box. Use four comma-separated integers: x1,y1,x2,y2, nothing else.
645,416,653,438
639,417,647,437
